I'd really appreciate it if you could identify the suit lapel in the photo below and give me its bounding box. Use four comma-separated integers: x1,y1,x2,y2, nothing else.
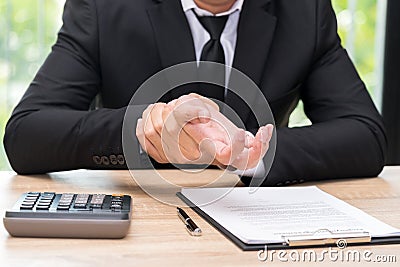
232,0,277,86
226,0,277,125
147,0,198,100
147,0,196,69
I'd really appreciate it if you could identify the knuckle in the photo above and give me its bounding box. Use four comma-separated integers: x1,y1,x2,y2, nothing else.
144,128,157,138
153,122,163,133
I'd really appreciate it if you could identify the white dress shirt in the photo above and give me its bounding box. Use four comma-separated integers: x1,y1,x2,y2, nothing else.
180,0,266,178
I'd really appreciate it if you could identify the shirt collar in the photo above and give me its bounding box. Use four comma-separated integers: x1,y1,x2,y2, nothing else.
181,0,243,16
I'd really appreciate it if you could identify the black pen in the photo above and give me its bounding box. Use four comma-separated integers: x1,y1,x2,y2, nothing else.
177,207,202,236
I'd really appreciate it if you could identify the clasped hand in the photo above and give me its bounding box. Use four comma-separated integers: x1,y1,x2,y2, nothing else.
136,94,273,170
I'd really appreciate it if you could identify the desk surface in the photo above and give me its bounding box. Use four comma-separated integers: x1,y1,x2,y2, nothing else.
0,167,399,266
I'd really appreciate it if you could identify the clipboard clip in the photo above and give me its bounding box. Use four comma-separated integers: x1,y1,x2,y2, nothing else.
282,229,371,247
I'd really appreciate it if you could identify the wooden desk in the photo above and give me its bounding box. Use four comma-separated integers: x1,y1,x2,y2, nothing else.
1,167,399,266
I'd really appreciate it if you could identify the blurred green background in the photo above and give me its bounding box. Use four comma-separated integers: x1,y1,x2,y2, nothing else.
0,0,385,171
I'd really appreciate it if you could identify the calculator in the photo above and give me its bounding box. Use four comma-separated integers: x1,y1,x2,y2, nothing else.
3,192,132,239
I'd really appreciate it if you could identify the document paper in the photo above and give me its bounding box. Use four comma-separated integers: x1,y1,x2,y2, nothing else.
181,186,400,244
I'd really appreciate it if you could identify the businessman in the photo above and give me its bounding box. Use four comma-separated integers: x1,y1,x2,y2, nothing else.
3,0,386,186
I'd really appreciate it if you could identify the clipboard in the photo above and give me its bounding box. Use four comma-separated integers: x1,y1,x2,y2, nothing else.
177,192,400,251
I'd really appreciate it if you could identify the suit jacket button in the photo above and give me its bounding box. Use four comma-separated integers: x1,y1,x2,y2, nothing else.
110,155,118,165
285,181,291,185
117,155,125,165
299,179,305,183
93,156,101,165
292,180,298,184
101,156,110,166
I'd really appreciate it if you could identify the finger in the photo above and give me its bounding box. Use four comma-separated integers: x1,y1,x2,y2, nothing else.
212,129,246,166
136,119,167,163
161,105,201,163
231,125,274,169
245,131,254,148
151,103,166,135
265,124,274,139
258,124,274,157
244,125,273,150
178,129,202,161
143,104,168,162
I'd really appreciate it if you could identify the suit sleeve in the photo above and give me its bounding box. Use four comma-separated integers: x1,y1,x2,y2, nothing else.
249,0,387,186
3,0,145,174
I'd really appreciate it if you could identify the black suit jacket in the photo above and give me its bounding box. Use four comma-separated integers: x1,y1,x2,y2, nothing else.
3,0,386,186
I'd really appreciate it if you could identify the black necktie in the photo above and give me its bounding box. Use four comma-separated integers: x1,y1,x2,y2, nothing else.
196,14,229,102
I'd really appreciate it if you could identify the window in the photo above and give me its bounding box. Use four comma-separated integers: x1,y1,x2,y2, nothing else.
0,0,63,170
0,0,387,170
289,0,387,127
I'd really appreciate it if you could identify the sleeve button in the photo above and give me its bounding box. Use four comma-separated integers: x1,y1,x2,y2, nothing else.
110,155,118,165
101,156,110,166
117,155,125,165
93,156,101,165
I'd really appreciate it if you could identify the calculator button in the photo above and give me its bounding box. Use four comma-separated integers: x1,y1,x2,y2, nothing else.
60,196,73,200
36,205,50,210
60,193,74,199
57,205,70,210
42,195,55,200
20,204,34,209
110,204,122,209
36,203,49,207
74,199,88,203
27,192,40,197
38,199,52,203
57,203,70,207
73,203,87,208
75,194,89,203
22,198,36,202
40,197,54,202
23,199,37,203
60,200,73,204
90,194,105,208
60,195,74,199
22,202,36,206
59,201,72,206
